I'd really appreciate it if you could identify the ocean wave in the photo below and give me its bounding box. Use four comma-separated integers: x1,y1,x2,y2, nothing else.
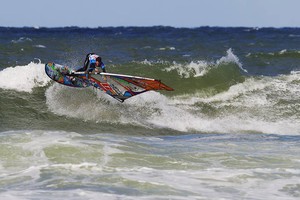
43,70,300,134
163,48,247,78
0,61,49,92
11,37,32,43
33,44,46,48
246,49,300,58
1,129,300,199
1,58,299,135
158,46,176,51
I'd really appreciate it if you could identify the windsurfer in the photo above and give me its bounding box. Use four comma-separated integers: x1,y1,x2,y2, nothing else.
77,53,106,73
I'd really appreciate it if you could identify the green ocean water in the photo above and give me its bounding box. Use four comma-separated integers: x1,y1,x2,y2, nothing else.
1,27,300,199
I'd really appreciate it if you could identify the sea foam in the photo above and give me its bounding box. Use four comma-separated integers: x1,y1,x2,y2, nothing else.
0,62,49,92
164,48,247,78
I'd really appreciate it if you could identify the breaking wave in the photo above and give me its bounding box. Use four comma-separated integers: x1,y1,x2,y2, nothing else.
1,56,300,135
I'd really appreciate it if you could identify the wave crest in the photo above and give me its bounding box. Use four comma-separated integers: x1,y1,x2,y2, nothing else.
164,48,247,78
0,62,49,92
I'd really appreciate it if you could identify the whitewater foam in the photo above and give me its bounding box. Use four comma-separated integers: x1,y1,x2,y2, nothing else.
45,84,171,127
218,48,247,73
0,62,50,92
164,60,210,78
43,71,300,135
0,59,288,134
11,37,32,43
164,48,247,78
151,72,300,134
33,44,46,48
1,129,300,199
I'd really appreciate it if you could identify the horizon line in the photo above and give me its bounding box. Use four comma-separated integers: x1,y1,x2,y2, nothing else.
1,25,300,29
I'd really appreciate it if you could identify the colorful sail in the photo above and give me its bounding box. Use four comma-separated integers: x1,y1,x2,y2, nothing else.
87,72,173,102
45,63,173,102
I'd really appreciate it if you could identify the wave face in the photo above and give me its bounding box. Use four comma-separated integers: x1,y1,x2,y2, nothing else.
1,27,300,134
0,59,300,134
1,50,299,134
1,27,300,199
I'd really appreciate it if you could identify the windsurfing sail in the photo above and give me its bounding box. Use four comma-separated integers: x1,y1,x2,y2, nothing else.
45,62,173,102
72,71,173,102
45,62,90,88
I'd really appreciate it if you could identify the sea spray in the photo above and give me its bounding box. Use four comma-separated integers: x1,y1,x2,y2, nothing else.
1,27,300,200
163,48,247,78
0,62,49,92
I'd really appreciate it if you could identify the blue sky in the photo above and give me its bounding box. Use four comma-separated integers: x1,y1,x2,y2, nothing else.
0,0,299,28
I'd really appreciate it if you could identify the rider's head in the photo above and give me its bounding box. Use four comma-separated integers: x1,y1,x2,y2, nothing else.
96,57,102,66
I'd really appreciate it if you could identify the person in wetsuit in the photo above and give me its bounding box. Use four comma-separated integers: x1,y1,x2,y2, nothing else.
77,53,106,73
